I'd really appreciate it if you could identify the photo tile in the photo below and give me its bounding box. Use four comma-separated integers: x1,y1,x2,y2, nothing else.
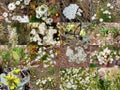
90,45,120,67
0,23,30,45
89,23,120,46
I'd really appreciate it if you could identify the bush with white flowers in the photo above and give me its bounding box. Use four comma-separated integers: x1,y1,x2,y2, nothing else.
35,47,57,68
60,68,95,90
29,23,60,45
36,77,56,90
63,4,83,20
90,46,120,66
66,46,87,64
91,2,114,22
2,0,30,23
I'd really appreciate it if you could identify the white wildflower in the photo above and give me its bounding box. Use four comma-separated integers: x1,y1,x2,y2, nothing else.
36,4,48,18
2,12,8,18
63,4,80,20
45,18,53,25
15,1,21,5
24,0,31,5
110,6,114,9
107,3,111,7
8,3,16,11
99,18,103,22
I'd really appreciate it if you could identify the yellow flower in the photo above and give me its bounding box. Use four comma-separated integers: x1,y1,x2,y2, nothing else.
5,74,13,80
13,68,21,75
5,74,20,90
55,13,59,17
14,78,20,84
80,29,86,37
10,85,16,90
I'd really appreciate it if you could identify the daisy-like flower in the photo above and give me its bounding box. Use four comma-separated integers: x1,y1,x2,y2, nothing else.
30,29,36,35
36,4,48,18
8,3,16,11
45,18,53,25
24,0,31,5
107,3,111,7
2,12,8,18
15,1,21,5
63,4,82,20
99,18,103,22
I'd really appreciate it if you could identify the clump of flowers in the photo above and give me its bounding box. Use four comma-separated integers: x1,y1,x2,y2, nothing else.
4,74,20,90
35,4,54,24
91,2,114,22
63,4,83,20
30,1,60,22
66,46,87,64
36,77,56,90
90,46,120,66
35,4,53,24
30,23,60,45
2,0,30,23
7,25,18,46
60,68,94,90
0,68,30,90
57,23,90,48
35,47,57,68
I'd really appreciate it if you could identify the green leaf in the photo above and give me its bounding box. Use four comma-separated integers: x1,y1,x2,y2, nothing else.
80,29,86,37
30,16,41,22
90,63,96,68
2,51,10,61
48,67,55,75
66,24,75,32
12,51,20,60
100,27,108,35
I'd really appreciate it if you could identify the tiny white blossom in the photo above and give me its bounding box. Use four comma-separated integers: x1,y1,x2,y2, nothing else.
8,3,16,11
2,12,8,18
107,3,111,7
99,18,103,22
24,0,31,5
15,1,21,5
110,6,114,9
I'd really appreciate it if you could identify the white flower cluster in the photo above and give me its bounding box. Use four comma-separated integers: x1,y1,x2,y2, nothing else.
60,68,91,90
30,23,60,45
91,2,114,22
36,4,53,25
91,47,120,65
63,4,83,20
2,0,30,23
36,77,56,89
66,46,87,64
35,47,57,68
8,25,18,46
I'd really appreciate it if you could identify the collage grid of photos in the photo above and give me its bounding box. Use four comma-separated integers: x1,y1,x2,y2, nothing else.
0,0,120,90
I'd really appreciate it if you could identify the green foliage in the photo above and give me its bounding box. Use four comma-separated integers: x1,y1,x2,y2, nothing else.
40,54,48,62
48,67,56,75
49,4,60,17
90,63,96,68
30,16,41,22
2,51,11,62
1,47,27,67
